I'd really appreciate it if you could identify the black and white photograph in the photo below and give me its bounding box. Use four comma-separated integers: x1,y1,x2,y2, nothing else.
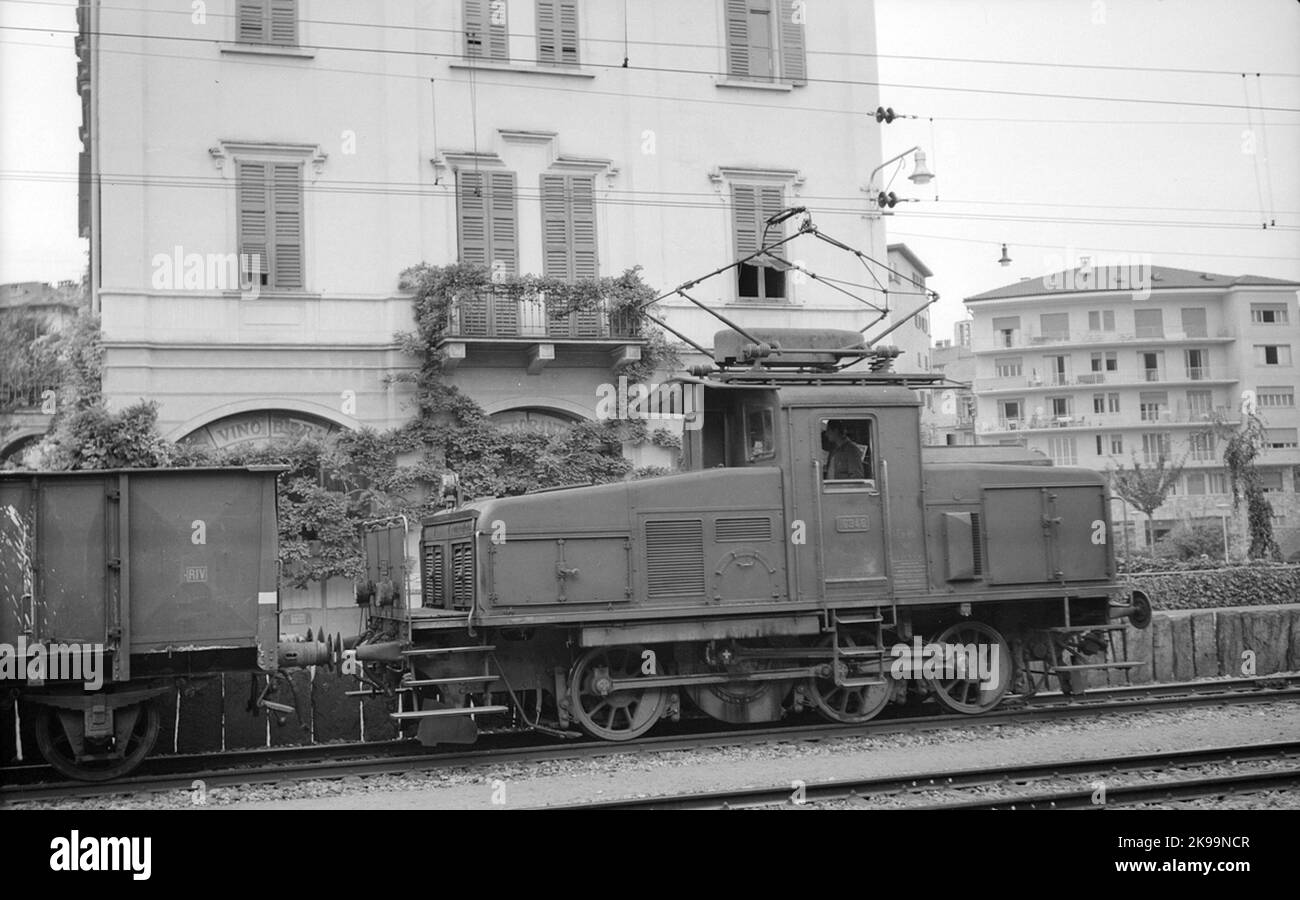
1,0,1298,878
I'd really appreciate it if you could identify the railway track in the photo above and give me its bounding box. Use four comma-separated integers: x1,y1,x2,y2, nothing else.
4,675,1298,804
559,740,1300,810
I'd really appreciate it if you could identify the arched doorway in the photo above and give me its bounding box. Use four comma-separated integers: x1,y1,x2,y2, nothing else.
178,409,343,451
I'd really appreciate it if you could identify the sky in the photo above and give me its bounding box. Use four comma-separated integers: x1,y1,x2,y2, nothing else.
1,0,1297,344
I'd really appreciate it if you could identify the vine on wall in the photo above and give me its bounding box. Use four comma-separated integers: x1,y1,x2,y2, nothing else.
20,264,685,587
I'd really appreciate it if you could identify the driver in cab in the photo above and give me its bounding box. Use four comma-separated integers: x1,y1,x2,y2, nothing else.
823,420,866,480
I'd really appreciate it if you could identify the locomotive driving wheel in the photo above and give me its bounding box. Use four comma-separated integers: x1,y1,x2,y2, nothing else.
806,633,892,724
567,646,667,741
33,700,161,782
924,621,1013,715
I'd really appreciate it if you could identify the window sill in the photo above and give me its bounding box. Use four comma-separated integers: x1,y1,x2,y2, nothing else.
448,60,595,78
715,77,796,92
218,42,315,59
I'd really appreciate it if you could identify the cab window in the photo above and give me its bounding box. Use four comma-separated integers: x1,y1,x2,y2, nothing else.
743,405,776,462
820,417,874,482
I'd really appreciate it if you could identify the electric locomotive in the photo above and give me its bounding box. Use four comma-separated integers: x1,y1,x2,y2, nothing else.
351,328,1151,745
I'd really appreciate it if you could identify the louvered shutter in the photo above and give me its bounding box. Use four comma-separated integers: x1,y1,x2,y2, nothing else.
570,176,598,280
237,1,266,42
457,169,490,268
488,0,509,59
732,184,759,261
487,171,518,277
272,162,303,288
557,0,578,65
464,0,506,59
756,184,785,259
541,174,571,282
570,176,599,334
237,161,269,285
724,0,749,77
777,0,806,83
537,0,558,63
268,0,296,45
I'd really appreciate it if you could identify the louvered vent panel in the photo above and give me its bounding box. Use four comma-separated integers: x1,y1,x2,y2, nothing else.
970,513,984,576
645,520,705,597
423,544,444,607
451,541,474,608
715,516,772,542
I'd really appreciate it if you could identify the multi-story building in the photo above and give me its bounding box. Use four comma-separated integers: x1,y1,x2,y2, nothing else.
884,243,933,371
928,330,975,445
965,265,1300,555
76,0,887,449
73,0,890,622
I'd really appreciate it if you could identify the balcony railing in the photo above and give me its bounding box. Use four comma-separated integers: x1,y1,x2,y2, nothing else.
0,379,57,412
443,291,641,341
976,367,1232,392
974,326,1233,353
980,407,1237,433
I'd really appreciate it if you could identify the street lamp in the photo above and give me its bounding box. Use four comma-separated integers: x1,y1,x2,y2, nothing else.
1215,501,1231,561
866,146,935,206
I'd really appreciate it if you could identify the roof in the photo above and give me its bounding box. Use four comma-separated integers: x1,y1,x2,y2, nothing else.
887,243,933,279
965,265,1300,303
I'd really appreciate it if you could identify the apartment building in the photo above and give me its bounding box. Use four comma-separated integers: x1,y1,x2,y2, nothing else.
927,322,976,446
965,265,1300,555
76,0,887,450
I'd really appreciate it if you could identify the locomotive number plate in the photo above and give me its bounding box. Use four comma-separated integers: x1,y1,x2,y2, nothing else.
183,566,208,583
835,515,871,533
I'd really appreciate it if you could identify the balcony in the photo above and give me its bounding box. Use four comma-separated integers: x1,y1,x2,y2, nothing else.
976,367,1236,393
979,407,1238,434
973,326,1234,354
436,290,645,373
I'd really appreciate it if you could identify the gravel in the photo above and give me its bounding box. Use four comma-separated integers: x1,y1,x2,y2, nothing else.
8,697,1299,811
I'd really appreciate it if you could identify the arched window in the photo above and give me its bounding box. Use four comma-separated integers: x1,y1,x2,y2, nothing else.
489,407,580,436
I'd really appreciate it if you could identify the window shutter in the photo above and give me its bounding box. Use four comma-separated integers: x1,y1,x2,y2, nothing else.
457,169,490,268
268,0,297,45
732,184,759,260
464,0,487,57
465,0,507,59
724,0,750,77
570,175,598,280
237,1,266,42
557,0,578,65
777,0,806,83
487,171,518,277
537,0,558,63
237,161,269,284
272,162,303,289
756,184,785,259
541,173,571,281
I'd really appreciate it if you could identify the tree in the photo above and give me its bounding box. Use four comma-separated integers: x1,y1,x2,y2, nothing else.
1213,412,1282,561
1109,453,1184,552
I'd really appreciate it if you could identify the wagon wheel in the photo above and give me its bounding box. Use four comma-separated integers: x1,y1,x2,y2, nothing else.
33,701,160,782
805,633,892,724
567,646,666,741
924,621,1013,715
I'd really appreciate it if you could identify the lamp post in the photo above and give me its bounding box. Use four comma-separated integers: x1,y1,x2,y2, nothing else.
1108,495,1133,560
1215,501,1231,561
